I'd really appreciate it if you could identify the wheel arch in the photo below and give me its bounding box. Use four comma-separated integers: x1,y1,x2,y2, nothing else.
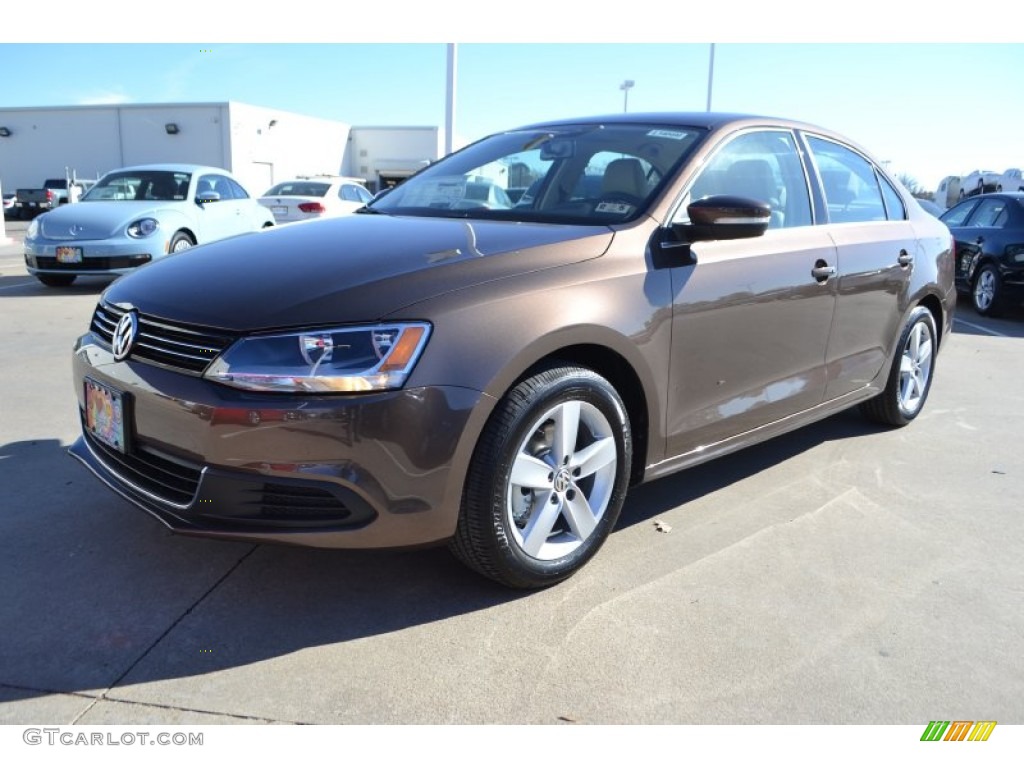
170,227,197,246
515,344,651,486
916,292,946,349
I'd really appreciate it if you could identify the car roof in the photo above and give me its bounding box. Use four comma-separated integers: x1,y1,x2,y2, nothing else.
960,192,1024,200
270,176,366,184
106,164,232,175
512,111,830,133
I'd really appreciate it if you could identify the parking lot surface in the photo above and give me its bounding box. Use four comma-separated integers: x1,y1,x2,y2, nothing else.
1,219,1022,725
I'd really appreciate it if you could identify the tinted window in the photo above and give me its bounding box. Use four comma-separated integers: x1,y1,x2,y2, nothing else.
225,178,249,199
266,182,331,197
83,171,190,202
970,198,1010,228
198,174,241,200
339,184,370,203
682,129,812,229
808,136,886,223
940,200,979,227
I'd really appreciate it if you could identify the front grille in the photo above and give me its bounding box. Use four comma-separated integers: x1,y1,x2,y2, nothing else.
84,430,202,506
31,255,151,270
91,302,235,374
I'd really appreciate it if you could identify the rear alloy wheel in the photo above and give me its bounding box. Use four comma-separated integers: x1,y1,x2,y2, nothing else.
972,264,1005,317
36,273,76,288
861,306,937,426
170,232,194,253
450,365,632,589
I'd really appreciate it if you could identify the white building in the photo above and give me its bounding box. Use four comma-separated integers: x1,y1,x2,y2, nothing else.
0,102,443,197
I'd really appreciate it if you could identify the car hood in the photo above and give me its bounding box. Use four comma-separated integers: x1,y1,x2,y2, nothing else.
35,201,186,241
102,214,615,330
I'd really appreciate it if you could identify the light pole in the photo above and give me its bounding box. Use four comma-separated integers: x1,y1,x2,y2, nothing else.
706,43,715,112
620,80,635,113
445,44,458,157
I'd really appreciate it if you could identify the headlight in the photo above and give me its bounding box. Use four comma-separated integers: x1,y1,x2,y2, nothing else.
127,218,160,238
26,219,39,239
204,323,431,393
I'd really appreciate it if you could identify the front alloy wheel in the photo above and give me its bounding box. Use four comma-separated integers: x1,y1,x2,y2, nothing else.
451,365,631,589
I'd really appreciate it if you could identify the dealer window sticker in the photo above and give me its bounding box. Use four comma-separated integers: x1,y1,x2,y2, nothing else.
595,201,633,214
646,129,689,140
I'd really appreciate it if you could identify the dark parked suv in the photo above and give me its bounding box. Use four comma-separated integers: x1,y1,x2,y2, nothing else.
70,113,956,588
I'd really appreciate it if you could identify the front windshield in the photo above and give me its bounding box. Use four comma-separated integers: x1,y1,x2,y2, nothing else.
368,123,704,224
82,171,192,202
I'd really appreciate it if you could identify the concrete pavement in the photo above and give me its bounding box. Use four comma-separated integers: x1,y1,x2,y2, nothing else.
1,217,1022,725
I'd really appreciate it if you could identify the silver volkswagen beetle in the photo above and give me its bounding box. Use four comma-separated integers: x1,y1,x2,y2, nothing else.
24,164,275,287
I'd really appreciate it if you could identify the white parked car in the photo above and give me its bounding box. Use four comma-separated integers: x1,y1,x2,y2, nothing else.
1001,168,1024,192
960,170,1002,198
259,176,373,223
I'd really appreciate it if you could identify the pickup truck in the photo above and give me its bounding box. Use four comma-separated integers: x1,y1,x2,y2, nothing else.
1001,168,1024,192
15,178,95,217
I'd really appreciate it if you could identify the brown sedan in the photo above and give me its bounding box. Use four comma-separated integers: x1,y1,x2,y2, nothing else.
70,113,956,588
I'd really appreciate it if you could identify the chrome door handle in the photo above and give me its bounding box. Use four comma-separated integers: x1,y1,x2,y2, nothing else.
811,261,836,282
897,250,914,267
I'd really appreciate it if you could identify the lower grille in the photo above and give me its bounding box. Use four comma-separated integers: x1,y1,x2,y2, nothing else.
31,255,151,270
253,483,354,522
83,430,202,506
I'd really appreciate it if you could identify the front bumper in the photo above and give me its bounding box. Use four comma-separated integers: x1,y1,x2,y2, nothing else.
25,235,163,276
70,331,490,549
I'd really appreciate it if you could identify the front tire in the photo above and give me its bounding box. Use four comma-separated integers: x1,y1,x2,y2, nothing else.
972,264,1005,317
36,273,76,288
861,306,937,427
169,232,194,253
450,365,632,589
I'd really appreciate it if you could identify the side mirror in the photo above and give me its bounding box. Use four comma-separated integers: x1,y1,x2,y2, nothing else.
196,191,221,204
679,195,771,241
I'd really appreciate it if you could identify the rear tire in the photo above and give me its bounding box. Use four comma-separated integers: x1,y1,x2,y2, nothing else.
450,365,632,589
36,273,76,288
861,306,937,427
972,264,1005,317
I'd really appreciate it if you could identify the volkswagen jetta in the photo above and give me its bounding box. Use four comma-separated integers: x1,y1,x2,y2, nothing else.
69,113,956,588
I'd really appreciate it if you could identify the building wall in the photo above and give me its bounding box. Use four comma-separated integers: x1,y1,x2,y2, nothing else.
348,126,442,190
0,102,351,198
225,102,350,194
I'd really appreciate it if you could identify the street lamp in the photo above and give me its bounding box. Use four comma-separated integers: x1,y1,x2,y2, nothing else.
706,44,715,111
620,80,635,113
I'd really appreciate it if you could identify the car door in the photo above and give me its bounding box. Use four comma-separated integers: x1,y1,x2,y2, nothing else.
195,174,243,243
665,129,838,458
802,135,918,402
222,176,265,232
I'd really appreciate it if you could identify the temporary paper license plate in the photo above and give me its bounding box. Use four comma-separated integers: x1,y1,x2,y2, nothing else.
56,246,83,264
84,378,128,453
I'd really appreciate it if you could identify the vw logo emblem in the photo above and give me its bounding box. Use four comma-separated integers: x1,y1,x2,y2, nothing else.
112,312,139,361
